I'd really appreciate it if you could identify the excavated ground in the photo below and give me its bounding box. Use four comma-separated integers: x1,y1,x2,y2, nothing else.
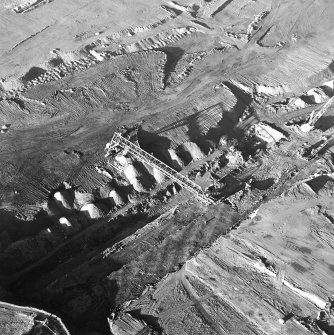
1,0,334,335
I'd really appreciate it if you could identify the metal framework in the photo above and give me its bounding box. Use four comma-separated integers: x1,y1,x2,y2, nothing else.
106,132,215,205
308,95,334,127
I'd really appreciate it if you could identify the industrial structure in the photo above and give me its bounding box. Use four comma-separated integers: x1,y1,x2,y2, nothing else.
300,95,334,132
105,132,215,205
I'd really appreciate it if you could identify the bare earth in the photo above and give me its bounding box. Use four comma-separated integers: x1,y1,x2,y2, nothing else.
0,0,334,334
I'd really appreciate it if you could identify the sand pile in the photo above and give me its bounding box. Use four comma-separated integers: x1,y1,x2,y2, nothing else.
58,217,79,236
59,217,72,227
255,84,285,96
306,88,327,104
80,203,105,219
139,160,166,184
179,142,206,161
74,191,95,210
163,149,184,170
168,183,178,196
115,154,155,192
123,164,150,192
153,167,166,183
54,190,73,211
109,189,126,206
291,80,334,109
99,184,126,207
115,154,130,166
89,49,104,62
293,97,307,109
322,80,334,95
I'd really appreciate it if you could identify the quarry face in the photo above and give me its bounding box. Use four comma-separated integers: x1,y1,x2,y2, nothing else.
1,0,334,334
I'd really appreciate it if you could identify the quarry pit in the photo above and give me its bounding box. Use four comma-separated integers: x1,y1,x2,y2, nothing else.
1,0,334,334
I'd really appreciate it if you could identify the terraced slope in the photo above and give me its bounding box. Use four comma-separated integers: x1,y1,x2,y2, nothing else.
1,0,334,335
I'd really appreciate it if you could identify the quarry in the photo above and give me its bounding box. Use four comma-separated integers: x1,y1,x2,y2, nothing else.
1,0,334,334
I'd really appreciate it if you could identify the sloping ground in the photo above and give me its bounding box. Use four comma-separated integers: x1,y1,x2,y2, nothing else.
1,0,334,334
219,0,334,96
123,183,334,335
0,51,166,208
8,201,238,333
0,0,167,87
